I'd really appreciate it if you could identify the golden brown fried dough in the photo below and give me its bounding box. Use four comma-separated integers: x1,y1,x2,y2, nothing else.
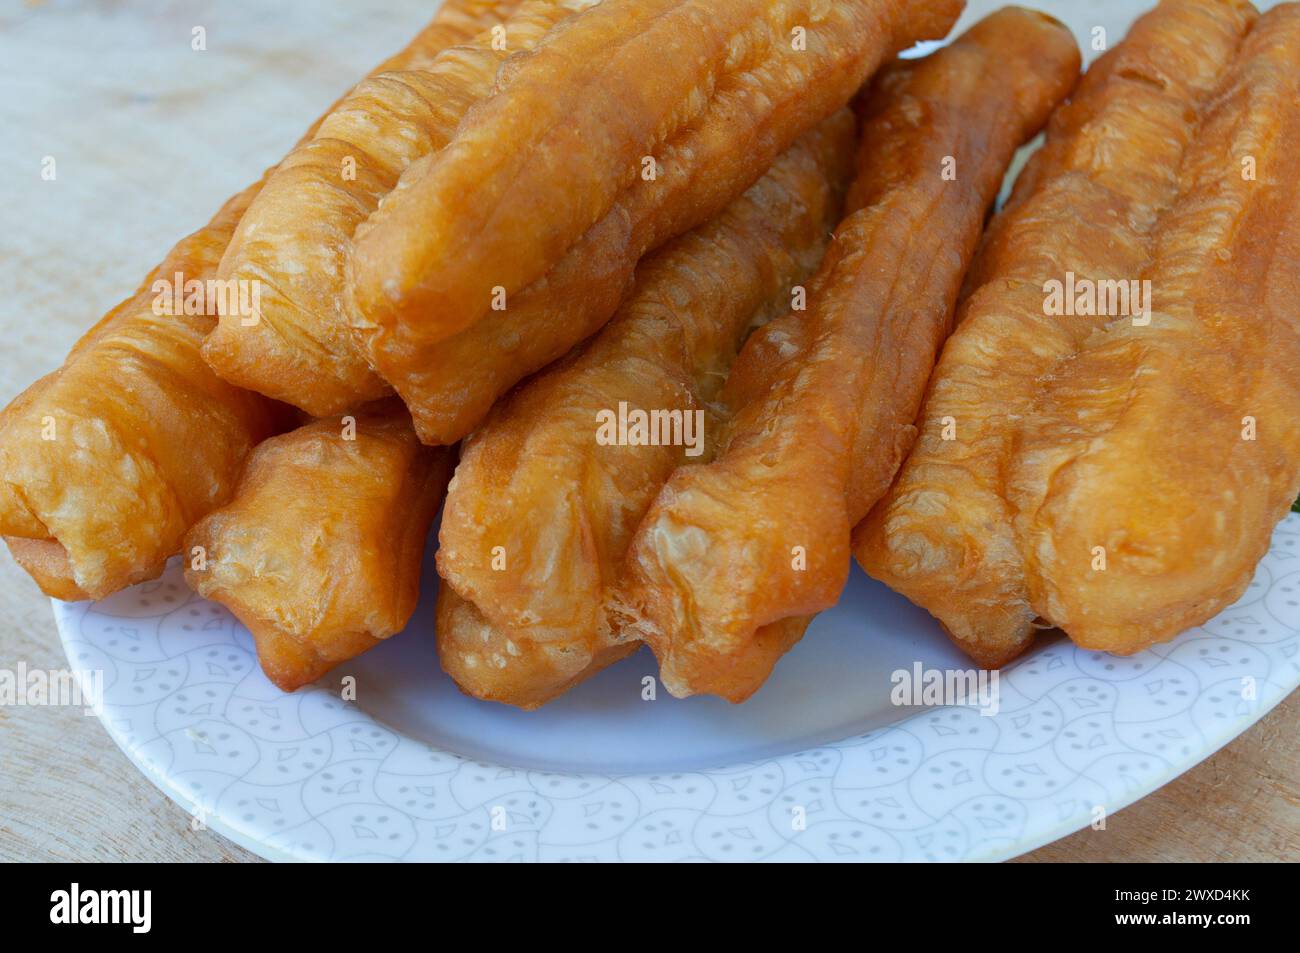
5,538,94,602
185,404,454,692
350,0,964,444
435,113,856,708
619,8,1080,701
1006,4,1300,654
0,0,506,600
0,186,282,600
204,0,584,415
855,0,1257,667
437,588,642,711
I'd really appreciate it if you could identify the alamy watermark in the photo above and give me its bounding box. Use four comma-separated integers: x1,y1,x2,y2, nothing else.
0,662,102,715
1043,271,1152,326
890,662,1000,717
151,272,262,325
595,401,705,458
50,883,151,933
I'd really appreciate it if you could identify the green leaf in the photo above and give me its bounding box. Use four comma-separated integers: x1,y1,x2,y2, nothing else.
1293,495,1300,514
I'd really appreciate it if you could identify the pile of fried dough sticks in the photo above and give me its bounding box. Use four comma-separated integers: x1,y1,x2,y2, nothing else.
2,0,1297,708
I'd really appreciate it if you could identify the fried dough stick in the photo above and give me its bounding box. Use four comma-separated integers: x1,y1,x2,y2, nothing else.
1007,4,1300,654
0,187,282,601
205,0,584,416
855,0,1257,667
185,404,454,691
435,113,857,709
350,0,964,443
619,8,1080,702
0,0,508,600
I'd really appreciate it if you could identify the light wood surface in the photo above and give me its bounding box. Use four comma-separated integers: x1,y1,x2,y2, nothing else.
0,0,1295,863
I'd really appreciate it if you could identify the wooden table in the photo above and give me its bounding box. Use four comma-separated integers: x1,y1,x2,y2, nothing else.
0,0,1295,863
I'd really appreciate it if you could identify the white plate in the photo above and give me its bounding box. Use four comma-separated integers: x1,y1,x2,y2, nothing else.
53,516,1300,862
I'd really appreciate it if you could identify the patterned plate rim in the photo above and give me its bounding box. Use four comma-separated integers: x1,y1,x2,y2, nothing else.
53,515,1300,862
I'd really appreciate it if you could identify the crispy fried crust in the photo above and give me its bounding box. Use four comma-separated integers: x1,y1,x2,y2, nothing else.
203,0,580,416
185,404,454,692
0,186,281,601
1006,4,1300,654
854,0,1257,668
0,0,504,601
437,587,641,710
350,0,964,444
4,538,91,602
619,8,1080,701
435,114,856,708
